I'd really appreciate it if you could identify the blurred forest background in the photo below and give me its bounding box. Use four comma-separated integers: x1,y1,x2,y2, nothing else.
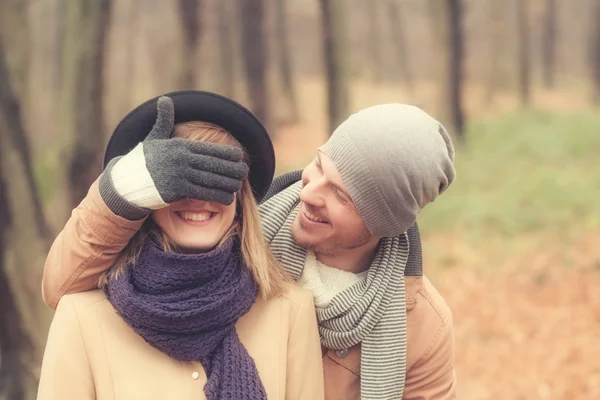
1,0,599,399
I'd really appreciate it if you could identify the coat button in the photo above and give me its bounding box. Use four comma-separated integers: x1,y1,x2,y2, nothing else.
336,349,348,359
192,372,199,380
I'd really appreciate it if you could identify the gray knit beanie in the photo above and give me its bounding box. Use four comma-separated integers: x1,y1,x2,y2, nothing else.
319,104,456,238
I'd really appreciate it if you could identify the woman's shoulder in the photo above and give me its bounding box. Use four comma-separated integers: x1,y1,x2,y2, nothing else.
57,289,110,314
275,283,315,313
55,290,130,337
247,283,315,330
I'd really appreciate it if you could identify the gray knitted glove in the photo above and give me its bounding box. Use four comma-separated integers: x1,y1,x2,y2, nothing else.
99,96,249,220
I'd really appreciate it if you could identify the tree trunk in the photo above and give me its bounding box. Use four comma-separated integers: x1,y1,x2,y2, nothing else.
319,0,350,136
0,37,48,238
367,2,382,83
62,0,113,208
388,0,414,94
216,0,235,98
446,0,465,138
542,0,557,89
517,0,531,105
0,235,31,400
431,0,464,138
485,0,506,106
274,0,299,123
0,152,30,400
0,0,30,98
0,28,52,398
592,0,600,104
178,0,202,89
238,0,270,129
53,0,66,95
0,119,51,400
116,0,138,115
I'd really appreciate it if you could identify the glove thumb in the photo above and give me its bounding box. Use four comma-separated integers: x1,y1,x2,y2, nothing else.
145,96,175,141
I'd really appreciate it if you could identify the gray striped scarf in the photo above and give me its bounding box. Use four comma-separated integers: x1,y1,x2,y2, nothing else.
260,181,409,399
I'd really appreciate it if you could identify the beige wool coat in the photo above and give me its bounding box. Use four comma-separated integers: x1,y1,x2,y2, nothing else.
38,286,324,400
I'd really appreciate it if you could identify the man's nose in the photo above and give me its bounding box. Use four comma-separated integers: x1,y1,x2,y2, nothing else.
299,178,326,208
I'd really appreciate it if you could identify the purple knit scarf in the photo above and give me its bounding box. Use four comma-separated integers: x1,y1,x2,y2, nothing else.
106,237,267,400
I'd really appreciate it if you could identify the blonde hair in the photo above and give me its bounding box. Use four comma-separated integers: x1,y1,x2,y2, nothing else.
99,121,290,298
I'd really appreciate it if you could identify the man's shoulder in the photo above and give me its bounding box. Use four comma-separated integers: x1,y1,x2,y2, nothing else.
405,275,453,369
418,275,453,325
261,170,302,203
404,276,456,395
406,275,452,343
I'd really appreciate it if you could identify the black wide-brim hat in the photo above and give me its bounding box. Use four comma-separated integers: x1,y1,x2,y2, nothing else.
104,90,275,202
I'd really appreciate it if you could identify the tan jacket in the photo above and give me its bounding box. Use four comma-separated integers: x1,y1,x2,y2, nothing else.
42,180,455,399
38,287,324,400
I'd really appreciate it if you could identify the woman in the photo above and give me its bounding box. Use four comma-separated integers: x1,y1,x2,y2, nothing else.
37,91,324,400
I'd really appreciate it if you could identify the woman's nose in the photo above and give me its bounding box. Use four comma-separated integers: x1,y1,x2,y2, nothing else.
184,198,209,207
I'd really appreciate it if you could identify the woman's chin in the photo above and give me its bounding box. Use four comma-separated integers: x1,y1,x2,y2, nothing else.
176,239,219,254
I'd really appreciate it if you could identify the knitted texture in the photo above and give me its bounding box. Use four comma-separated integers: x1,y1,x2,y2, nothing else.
106,237,266,400
260,182,410,400
99,157,152,220
320,103,456,237
110,143,167,210
299,250,366,308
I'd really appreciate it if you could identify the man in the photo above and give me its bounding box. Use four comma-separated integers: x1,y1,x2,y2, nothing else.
259,103,456,400
42,93,456,399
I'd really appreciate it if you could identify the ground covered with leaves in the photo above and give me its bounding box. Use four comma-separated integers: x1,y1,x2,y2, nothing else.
427,232,600,399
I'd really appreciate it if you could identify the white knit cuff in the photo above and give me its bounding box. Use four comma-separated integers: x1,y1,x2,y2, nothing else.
110,143,167,210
